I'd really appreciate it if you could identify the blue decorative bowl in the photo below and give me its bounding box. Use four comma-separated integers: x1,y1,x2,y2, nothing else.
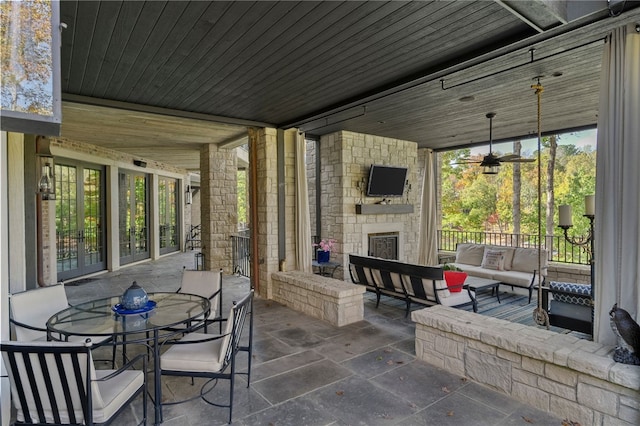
121,281,148,310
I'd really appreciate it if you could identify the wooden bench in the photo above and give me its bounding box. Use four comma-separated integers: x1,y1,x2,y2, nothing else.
348,254,475,316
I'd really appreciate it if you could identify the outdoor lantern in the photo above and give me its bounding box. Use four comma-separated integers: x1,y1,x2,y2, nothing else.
185,185,192,205
38,155,56,200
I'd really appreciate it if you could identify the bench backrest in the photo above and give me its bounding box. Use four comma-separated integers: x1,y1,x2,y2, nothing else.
349,254,448,303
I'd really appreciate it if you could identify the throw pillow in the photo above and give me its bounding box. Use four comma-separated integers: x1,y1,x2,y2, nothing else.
481,249,505,271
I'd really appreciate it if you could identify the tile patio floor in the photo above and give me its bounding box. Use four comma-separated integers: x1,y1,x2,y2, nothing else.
60,251,566,426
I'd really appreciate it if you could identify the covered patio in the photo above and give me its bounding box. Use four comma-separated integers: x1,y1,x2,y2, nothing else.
2,1,640,425
45,251,565,426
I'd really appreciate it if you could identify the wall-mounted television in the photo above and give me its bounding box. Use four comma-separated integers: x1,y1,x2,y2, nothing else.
366,164,407,197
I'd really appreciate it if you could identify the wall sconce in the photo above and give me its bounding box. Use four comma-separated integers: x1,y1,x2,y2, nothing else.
38,156,56,200
185,185,192,205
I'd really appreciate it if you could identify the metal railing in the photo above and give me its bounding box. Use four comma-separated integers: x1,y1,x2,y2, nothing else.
185,224,201,250
231,234,251,277
438,230,590,265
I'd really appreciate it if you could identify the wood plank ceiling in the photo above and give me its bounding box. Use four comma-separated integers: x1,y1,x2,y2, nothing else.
58,1,640,170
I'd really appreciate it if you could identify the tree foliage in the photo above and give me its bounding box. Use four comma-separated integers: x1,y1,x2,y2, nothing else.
0,0,53,114
440,136,596,239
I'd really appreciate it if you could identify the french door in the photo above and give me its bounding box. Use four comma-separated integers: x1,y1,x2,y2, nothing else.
119,171,149,265
158,176,180,254
55,162,106,281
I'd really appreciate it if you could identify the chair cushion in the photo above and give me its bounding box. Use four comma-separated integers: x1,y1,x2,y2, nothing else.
161,332,225,373
181,270,222,319
93,369,144,423
550,282,592,306
10,285,69,341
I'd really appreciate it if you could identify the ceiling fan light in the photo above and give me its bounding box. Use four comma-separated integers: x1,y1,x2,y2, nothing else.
483,165,499,174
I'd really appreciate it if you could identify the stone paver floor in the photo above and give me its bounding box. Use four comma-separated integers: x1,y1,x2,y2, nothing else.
58,251,565,425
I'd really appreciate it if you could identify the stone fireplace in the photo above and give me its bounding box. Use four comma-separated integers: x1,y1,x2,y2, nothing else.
368,232,399,259
314,130,422,280
361,223,404,261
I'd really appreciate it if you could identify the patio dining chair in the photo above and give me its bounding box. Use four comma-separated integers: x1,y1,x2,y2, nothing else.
1,339,147,426
176,268,224,333
9,284,117,366
159,290,254,424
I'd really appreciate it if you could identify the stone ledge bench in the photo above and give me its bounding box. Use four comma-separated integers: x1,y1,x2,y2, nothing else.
271,271,365,326
412,305,640,425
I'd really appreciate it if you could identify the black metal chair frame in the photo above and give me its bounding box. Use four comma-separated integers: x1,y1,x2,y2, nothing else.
1,340,147,426
159,290,254,424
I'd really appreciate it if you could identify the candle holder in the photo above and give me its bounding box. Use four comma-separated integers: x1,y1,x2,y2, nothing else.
558,210,595,337
559,214,595,261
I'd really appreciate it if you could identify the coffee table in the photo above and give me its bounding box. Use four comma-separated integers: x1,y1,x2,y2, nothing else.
463,276,501,312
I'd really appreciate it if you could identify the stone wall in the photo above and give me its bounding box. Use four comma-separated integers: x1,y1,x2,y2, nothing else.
200,143,237,274
271,271,365,326
413,306,640,425
252,128,279,299
318,131,420,280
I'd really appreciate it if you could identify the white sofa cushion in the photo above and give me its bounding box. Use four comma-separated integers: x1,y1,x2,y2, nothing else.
511,248,547,273
490,270,541,287
455,244,485,266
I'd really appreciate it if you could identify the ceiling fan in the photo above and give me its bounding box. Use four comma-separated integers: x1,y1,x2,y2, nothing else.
457,112,535,174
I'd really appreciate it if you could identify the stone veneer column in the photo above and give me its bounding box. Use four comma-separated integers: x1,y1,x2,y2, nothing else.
200,143,237,273
251,128,279,299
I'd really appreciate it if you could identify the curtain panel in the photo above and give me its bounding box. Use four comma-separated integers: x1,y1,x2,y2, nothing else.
594,24,640,344
295,132,313,273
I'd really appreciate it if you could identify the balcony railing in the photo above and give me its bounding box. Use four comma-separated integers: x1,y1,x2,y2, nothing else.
438,230,591,265
231,234,251,277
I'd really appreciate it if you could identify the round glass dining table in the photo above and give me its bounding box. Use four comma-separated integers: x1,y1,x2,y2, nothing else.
47,292,210,425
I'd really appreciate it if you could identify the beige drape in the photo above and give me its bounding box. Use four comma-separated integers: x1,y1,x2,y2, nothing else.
418,149,438,266
593,24,640,344
295,131,313,273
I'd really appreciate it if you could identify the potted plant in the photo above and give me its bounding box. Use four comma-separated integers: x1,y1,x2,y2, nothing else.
442,263,466,292
314,238,336,263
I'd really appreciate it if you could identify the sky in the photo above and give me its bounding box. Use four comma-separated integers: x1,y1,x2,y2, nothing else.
471,128,597,156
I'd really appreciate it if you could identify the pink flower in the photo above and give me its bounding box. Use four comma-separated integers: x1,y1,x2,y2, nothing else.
314,238,336,252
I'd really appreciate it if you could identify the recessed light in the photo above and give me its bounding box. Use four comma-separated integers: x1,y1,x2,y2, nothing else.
459,95,475,102
552,71,563,77
377,120,385,124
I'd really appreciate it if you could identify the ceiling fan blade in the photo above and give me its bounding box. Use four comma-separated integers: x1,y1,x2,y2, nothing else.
452,160,482,164
500,158,535,163
497,154,521,161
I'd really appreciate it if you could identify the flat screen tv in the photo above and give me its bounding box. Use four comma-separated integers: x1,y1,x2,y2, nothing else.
366,164,407,197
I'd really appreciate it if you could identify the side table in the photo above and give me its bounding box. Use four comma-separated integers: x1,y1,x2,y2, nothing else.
312,260,341,278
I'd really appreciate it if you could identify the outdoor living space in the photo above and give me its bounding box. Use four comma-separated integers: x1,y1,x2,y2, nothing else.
3,3,640,426
52,251,568,426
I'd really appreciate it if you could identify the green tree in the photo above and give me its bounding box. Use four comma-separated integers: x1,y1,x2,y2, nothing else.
0,0,53,114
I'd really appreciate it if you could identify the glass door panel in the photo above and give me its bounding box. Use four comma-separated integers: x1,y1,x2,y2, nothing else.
55,162,105,280
119,171,149,265
159,177,179,254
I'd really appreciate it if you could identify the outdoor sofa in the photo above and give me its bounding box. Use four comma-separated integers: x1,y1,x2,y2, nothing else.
447,243,548,303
